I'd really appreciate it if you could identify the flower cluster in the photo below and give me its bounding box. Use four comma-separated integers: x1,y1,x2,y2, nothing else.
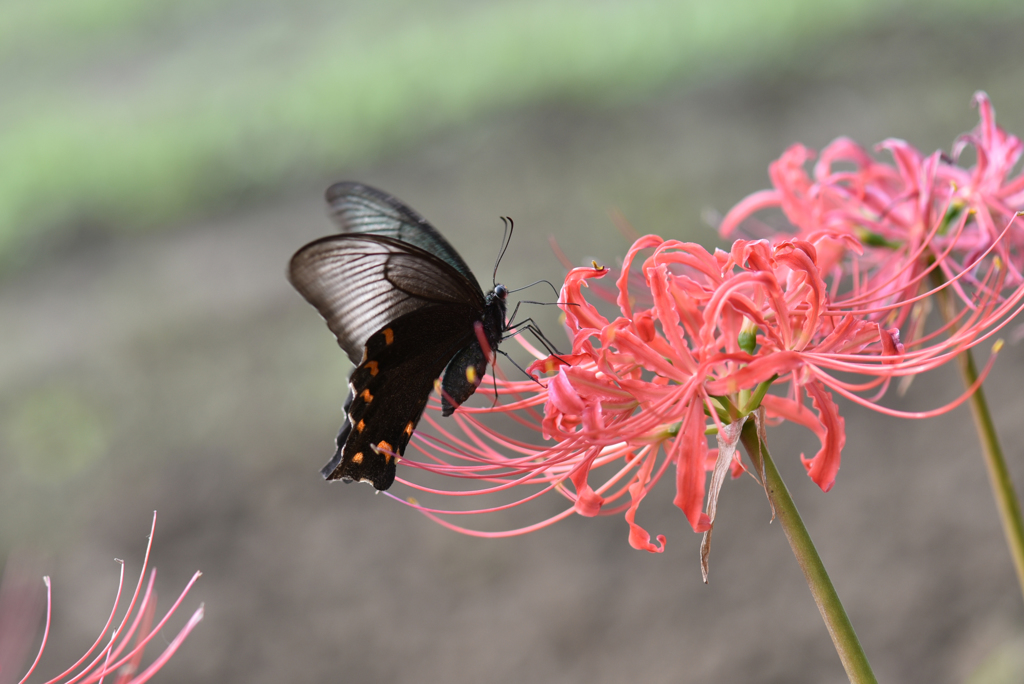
721,92,1024,310
390,93,1024,554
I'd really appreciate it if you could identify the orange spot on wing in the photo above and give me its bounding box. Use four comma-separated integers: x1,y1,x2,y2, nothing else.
376,440,394,463
361,389,373,402
383,328,394,345
351,452,364,464
366,360,379,376
356,419,365,432
404,422,414,436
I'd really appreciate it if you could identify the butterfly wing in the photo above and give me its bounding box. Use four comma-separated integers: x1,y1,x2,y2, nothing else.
288,234,486,363
291,184,502,491
326,181,480,286
322,304,481,489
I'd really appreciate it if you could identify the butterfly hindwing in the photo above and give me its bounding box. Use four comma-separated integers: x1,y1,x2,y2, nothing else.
439,293,507,416
440,340,488,416
321,304,481,489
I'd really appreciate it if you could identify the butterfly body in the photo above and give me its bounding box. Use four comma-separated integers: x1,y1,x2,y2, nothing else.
288,183,508,490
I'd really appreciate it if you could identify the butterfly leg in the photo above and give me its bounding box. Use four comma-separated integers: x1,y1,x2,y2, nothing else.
503,317,565,357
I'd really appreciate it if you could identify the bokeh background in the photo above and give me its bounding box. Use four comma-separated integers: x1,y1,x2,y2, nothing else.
4,1,1024,682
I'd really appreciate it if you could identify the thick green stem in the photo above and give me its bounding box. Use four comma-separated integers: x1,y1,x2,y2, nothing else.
741,421,877,684
931,271,1024,602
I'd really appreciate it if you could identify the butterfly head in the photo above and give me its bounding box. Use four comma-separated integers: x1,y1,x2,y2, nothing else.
488,283,509,314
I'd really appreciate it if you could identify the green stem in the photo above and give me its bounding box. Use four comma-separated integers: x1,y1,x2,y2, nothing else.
953,346,1024,601
741,421,878,684
931,271,1024,602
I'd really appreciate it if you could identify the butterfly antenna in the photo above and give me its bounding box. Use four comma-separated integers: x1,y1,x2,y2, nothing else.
493,216,514,287
506,279,560,298
519,299,581,308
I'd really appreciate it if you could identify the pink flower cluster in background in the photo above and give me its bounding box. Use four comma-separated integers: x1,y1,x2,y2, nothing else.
0,514,201,684
721,92,1024,311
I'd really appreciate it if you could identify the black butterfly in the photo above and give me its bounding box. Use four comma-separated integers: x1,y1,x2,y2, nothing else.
288,182,510,491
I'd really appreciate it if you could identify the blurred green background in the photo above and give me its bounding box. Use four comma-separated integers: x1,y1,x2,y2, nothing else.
6,0,1024,265
3,1,1024,682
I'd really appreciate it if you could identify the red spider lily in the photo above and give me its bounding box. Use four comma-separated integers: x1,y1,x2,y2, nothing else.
719,92,1024,318
5,513,202,684
386,234,1016,554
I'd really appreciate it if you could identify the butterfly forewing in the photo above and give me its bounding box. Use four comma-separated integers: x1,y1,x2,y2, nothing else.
288,234,484,363
327,182,478,284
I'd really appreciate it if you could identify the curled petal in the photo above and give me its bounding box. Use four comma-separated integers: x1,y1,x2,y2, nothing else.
801,384,846,492
561,266,612,334
617,234,664,318
757,385,842,493
625,451,666,553
569,448,605,516
762,385,845,493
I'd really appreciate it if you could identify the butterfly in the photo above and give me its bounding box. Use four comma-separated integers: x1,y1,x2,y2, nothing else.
288,182,510,491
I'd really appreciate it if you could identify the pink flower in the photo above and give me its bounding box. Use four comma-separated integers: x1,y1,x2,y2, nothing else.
720,92,1024,313
2,513,202,684
385,232,1013,554
360,94,1024,559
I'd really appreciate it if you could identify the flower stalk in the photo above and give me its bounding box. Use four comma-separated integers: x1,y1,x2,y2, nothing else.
740,420,877,684
932,271,1024,602
958,348,1024,600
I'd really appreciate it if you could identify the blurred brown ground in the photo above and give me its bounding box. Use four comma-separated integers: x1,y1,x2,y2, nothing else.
3,18,1024,684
